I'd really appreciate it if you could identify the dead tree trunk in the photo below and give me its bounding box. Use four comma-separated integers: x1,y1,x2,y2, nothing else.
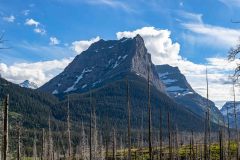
89,92,93,160
168,112,172,160
203,112,208,160
233,82,239,159
112,128,116,160
147,66,152,160
227,106,231,159
41,128,45,160
67,96,72,160
17,122,21,160
206,68,211,160
33,130,37,160
159,108,163,160
127,78,132,160
48,114,53,160
219,128,224,160
2,94,9,160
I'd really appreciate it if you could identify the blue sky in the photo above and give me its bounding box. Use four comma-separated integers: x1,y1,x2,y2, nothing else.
1,0,240,107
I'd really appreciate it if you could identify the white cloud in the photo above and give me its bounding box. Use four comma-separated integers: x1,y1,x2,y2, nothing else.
0,58,72,86
25,18,39,27
86,0,133,12
177,11,203,23
49,37,60,45
71,36,100,54
117,27,239,108
34,28,46,35
3,15,15,22
182,23,240,47
25,18,46,35
219,0,240,8
117,27,181,65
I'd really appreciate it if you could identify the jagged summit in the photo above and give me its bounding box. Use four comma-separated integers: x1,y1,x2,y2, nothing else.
39,35,165,94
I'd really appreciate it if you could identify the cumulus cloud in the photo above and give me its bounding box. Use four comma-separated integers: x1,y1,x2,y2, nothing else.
49,37,60,45
25,18,39,27
3,15,15,22
0,58,72,86
34,28,46,35
71,36,100,54
117,27,239,107
25,18,46,35
117,27,181,65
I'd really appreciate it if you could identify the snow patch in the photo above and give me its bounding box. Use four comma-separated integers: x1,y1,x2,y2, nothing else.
82,84,87,89
162,79,177,84
158,72,169,78
121,39,128,43
64,68,93,93
52,89,58,94
113,61,119,68
123,54,128,59
166,86,185,92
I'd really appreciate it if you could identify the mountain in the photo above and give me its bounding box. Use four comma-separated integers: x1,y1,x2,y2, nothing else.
39,35,165,95
38,35,216,132
220,101,240,127
156,64,223,123
19,80,38,89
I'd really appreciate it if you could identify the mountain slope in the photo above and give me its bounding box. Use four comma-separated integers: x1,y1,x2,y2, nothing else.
220,101,240,127
0,77,58,128
156,64,223,123
39,35,165,94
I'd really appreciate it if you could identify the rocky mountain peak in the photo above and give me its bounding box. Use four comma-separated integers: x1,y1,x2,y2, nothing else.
19,80,38,89
39,35,165,94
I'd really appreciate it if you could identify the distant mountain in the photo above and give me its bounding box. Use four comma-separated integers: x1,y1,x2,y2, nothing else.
19,80,38,89
156,64,223,123
39,35,165,95
220,101,240,127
